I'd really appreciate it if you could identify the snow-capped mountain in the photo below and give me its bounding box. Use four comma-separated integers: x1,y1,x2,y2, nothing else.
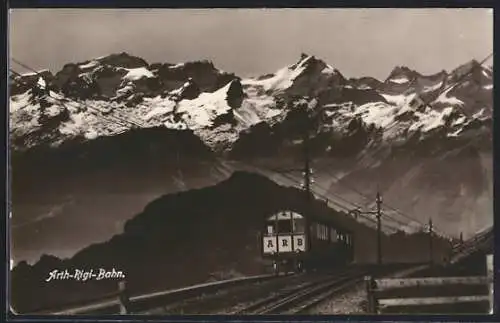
9,52,492,157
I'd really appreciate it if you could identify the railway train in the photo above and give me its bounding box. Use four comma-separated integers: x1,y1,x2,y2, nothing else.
261,209,354,273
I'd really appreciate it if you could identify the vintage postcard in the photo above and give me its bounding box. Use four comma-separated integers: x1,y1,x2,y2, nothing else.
8,8,494,315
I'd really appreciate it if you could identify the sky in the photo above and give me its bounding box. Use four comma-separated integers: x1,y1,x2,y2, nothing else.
9,8,493,80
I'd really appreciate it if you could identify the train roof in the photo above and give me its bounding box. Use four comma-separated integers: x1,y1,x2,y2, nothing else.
267,201,354,233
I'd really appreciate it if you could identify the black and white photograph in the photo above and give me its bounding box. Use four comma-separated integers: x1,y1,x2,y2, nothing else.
8,8,494,315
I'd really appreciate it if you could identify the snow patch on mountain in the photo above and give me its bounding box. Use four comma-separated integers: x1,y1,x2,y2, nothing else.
141,97,176,121
59,112,86,136
355,102,397,128
79,61,99,69
389,76,410,84
9,90,33,113
380,93,416,106
422,81,443,93
435,88,464,106
242,64,307,92
176,82,234,128
408,107,453,132
123,67,155,81
37,77,46,88
472,108,487,120
241,55,334,93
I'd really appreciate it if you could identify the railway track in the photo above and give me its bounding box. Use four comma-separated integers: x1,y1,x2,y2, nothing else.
142,272,307,314
230,267,370,314
143,264,415,315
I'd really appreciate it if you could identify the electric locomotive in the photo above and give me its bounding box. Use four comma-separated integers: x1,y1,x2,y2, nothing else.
261,209,354,274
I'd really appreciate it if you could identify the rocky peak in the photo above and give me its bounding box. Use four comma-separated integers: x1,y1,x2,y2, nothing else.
448,59,491,84
96,52,149,69
168,77,201,101
348,76,384,90
385,65,421,84
10,70,54,96
290,53,327,71
226,78,244,109
156,60,235,93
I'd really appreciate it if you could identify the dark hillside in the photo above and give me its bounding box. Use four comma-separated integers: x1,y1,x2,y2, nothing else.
11,171,451,313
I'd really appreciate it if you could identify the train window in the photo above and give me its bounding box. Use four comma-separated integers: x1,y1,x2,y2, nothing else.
292,218,305,233
318,224,326,240
265,223,276,235
277,220,292,234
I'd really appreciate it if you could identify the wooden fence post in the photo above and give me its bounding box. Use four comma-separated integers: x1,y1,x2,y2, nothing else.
486,254,493,314
365,276,376,314
118,280,130,314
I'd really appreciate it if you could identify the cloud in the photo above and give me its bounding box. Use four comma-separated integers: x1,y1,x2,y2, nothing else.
11,195,75,229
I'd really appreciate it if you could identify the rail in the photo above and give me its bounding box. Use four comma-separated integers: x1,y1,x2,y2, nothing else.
232,264,423,315
232,267,370,315
451,227,492,251
365,254,493,314
450,228,493,265
35,274,278,315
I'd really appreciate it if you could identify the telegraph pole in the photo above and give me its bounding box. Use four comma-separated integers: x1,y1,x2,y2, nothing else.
429,218,434,266
376,191,382,265
303,130,312,198
301,104,313,254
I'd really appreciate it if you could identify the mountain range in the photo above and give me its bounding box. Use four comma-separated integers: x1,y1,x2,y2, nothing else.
9,52,493,265
10,52,493,154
